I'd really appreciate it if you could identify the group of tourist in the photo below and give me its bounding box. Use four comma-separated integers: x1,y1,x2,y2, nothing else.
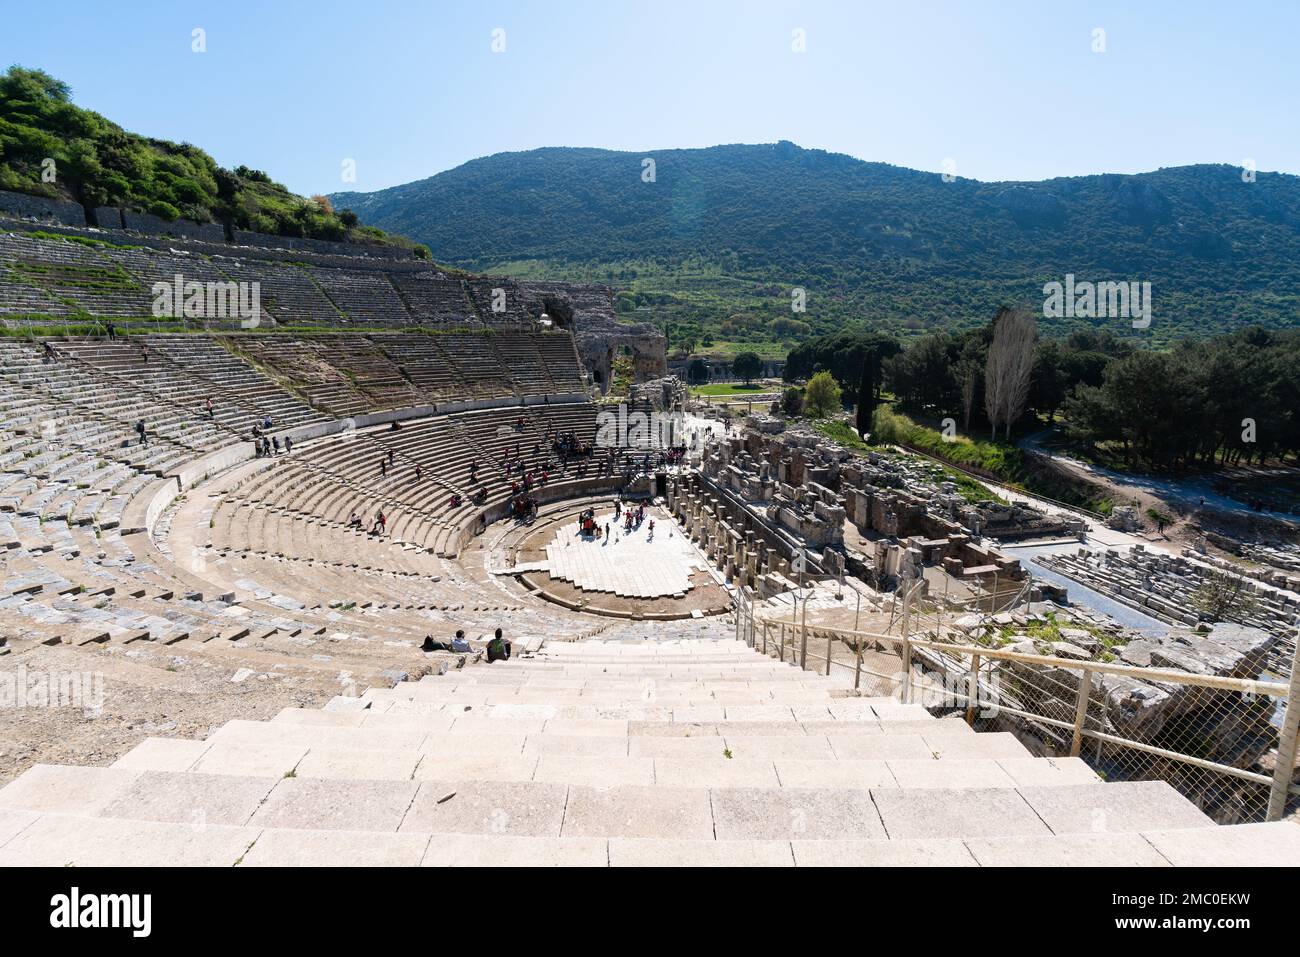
509,492,537,520
619,500,651,535
345,508,387,536
552,430,593,461
420,627,512,663
511,467,547,495
253,434,290,457
250,417,280,456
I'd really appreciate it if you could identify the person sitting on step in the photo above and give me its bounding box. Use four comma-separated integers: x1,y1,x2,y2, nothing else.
450,630,472,653
486,628,512,663
421,634,452,652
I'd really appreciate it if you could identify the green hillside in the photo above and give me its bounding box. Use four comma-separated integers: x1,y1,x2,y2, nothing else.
0,66,425,255
332,142,1300,349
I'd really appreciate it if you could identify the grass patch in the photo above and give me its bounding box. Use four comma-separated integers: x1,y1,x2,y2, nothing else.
815,419,1001,504
690,382,772,397
871,408,1113,513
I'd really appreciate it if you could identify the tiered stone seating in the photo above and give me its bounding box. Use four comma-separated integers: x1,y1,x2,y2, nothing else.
312,270,409,324
374,334,465,400
466,278,530,326
435,333,512,398
311,337,419,409
535,333,587,392
216,258,339,326
0,341,231,469
0,232,150,317
0,228,621,339
1,317,1296,866
100,246,239,300
210,402,611,567
0,395,156,532
228,335,370,417
493,333,554,395
141,335,326,431
0,253,73,317
53,339,276,438
5,627,1294,866
389,272,478,326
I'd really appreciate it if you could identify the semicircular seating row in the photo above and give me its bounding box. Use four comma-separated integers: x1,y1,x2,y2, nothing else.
0,337,649,690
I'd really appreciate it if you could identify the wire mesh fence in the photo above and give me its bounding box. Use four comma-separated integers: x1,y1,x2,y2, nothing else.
746,601,1299,826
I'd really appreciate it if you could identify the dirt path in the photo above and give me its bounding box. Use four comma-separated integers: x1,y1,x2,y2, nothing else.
1017,429,1299,554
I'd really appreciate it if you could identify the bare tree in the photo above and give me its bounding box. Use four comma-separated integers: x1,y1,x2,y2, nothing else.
1191,569,1260,622
984,308,1037,439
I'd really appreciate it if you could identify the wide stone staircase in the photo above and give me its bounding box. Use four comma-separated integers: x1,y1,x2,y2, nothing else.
3,633,1299,866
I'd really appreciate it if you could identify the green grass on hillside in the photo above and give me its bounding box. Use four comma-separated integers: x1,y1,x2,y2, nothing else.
0,66,425,255
869,408,1112,513
814,419,1001,504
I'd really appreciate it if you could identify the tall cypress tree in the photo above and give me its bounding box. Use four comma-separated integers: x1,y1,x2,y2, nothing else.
855,350,876,439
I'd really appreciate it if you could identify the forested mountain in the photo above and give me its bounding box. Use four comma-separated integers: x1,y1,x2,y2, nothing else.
333,142,1300,349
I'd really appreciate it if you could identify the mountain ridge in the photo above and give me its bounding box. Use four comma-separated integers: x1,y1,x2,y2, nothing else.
331,142,1300,348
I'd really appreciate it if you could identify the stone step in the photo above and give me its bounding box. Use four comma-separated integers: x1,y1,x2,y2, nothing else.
102,732,1091,788
0,766,1213,843
195,718,1025,759
365,698,936,724
15,809,1291,867
364,691,925,722
274,706,960,738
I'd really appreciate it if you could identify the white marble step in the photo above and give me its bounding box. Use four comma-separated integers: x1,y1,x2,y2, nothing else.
0,768,1221,849
12,809,1294,867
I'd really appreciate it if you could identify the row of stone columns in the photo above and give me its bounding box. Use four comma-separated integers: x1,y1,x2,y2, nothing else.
670,472,806,595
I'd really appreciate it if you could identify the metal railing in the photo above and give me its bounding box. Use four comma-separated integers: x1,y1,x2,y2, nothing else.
747,606,1300,824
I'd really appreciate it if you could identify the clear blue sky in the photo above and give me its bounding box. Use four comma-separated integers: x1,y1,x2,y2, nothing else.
5,0,1296,196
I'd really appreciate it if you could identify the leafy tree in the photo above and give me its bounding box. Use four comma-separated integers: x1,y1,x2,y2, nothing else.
787,329,901,392
687,357,710,384
781,386,804,417
0,66,415,252
732,351,763,384
803,371,842,418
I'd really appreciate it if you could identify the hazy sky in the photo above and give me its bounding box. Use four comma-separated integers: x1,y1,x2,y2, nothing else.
5,0,1296,196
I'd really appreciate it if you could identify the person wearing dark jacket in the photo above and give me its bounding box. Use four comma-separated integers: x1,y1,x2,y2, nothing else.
486,628,512,663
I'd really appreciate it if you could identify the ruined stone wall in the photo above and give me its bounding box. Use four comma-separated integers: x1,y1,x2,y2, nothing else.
0,188,86,226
